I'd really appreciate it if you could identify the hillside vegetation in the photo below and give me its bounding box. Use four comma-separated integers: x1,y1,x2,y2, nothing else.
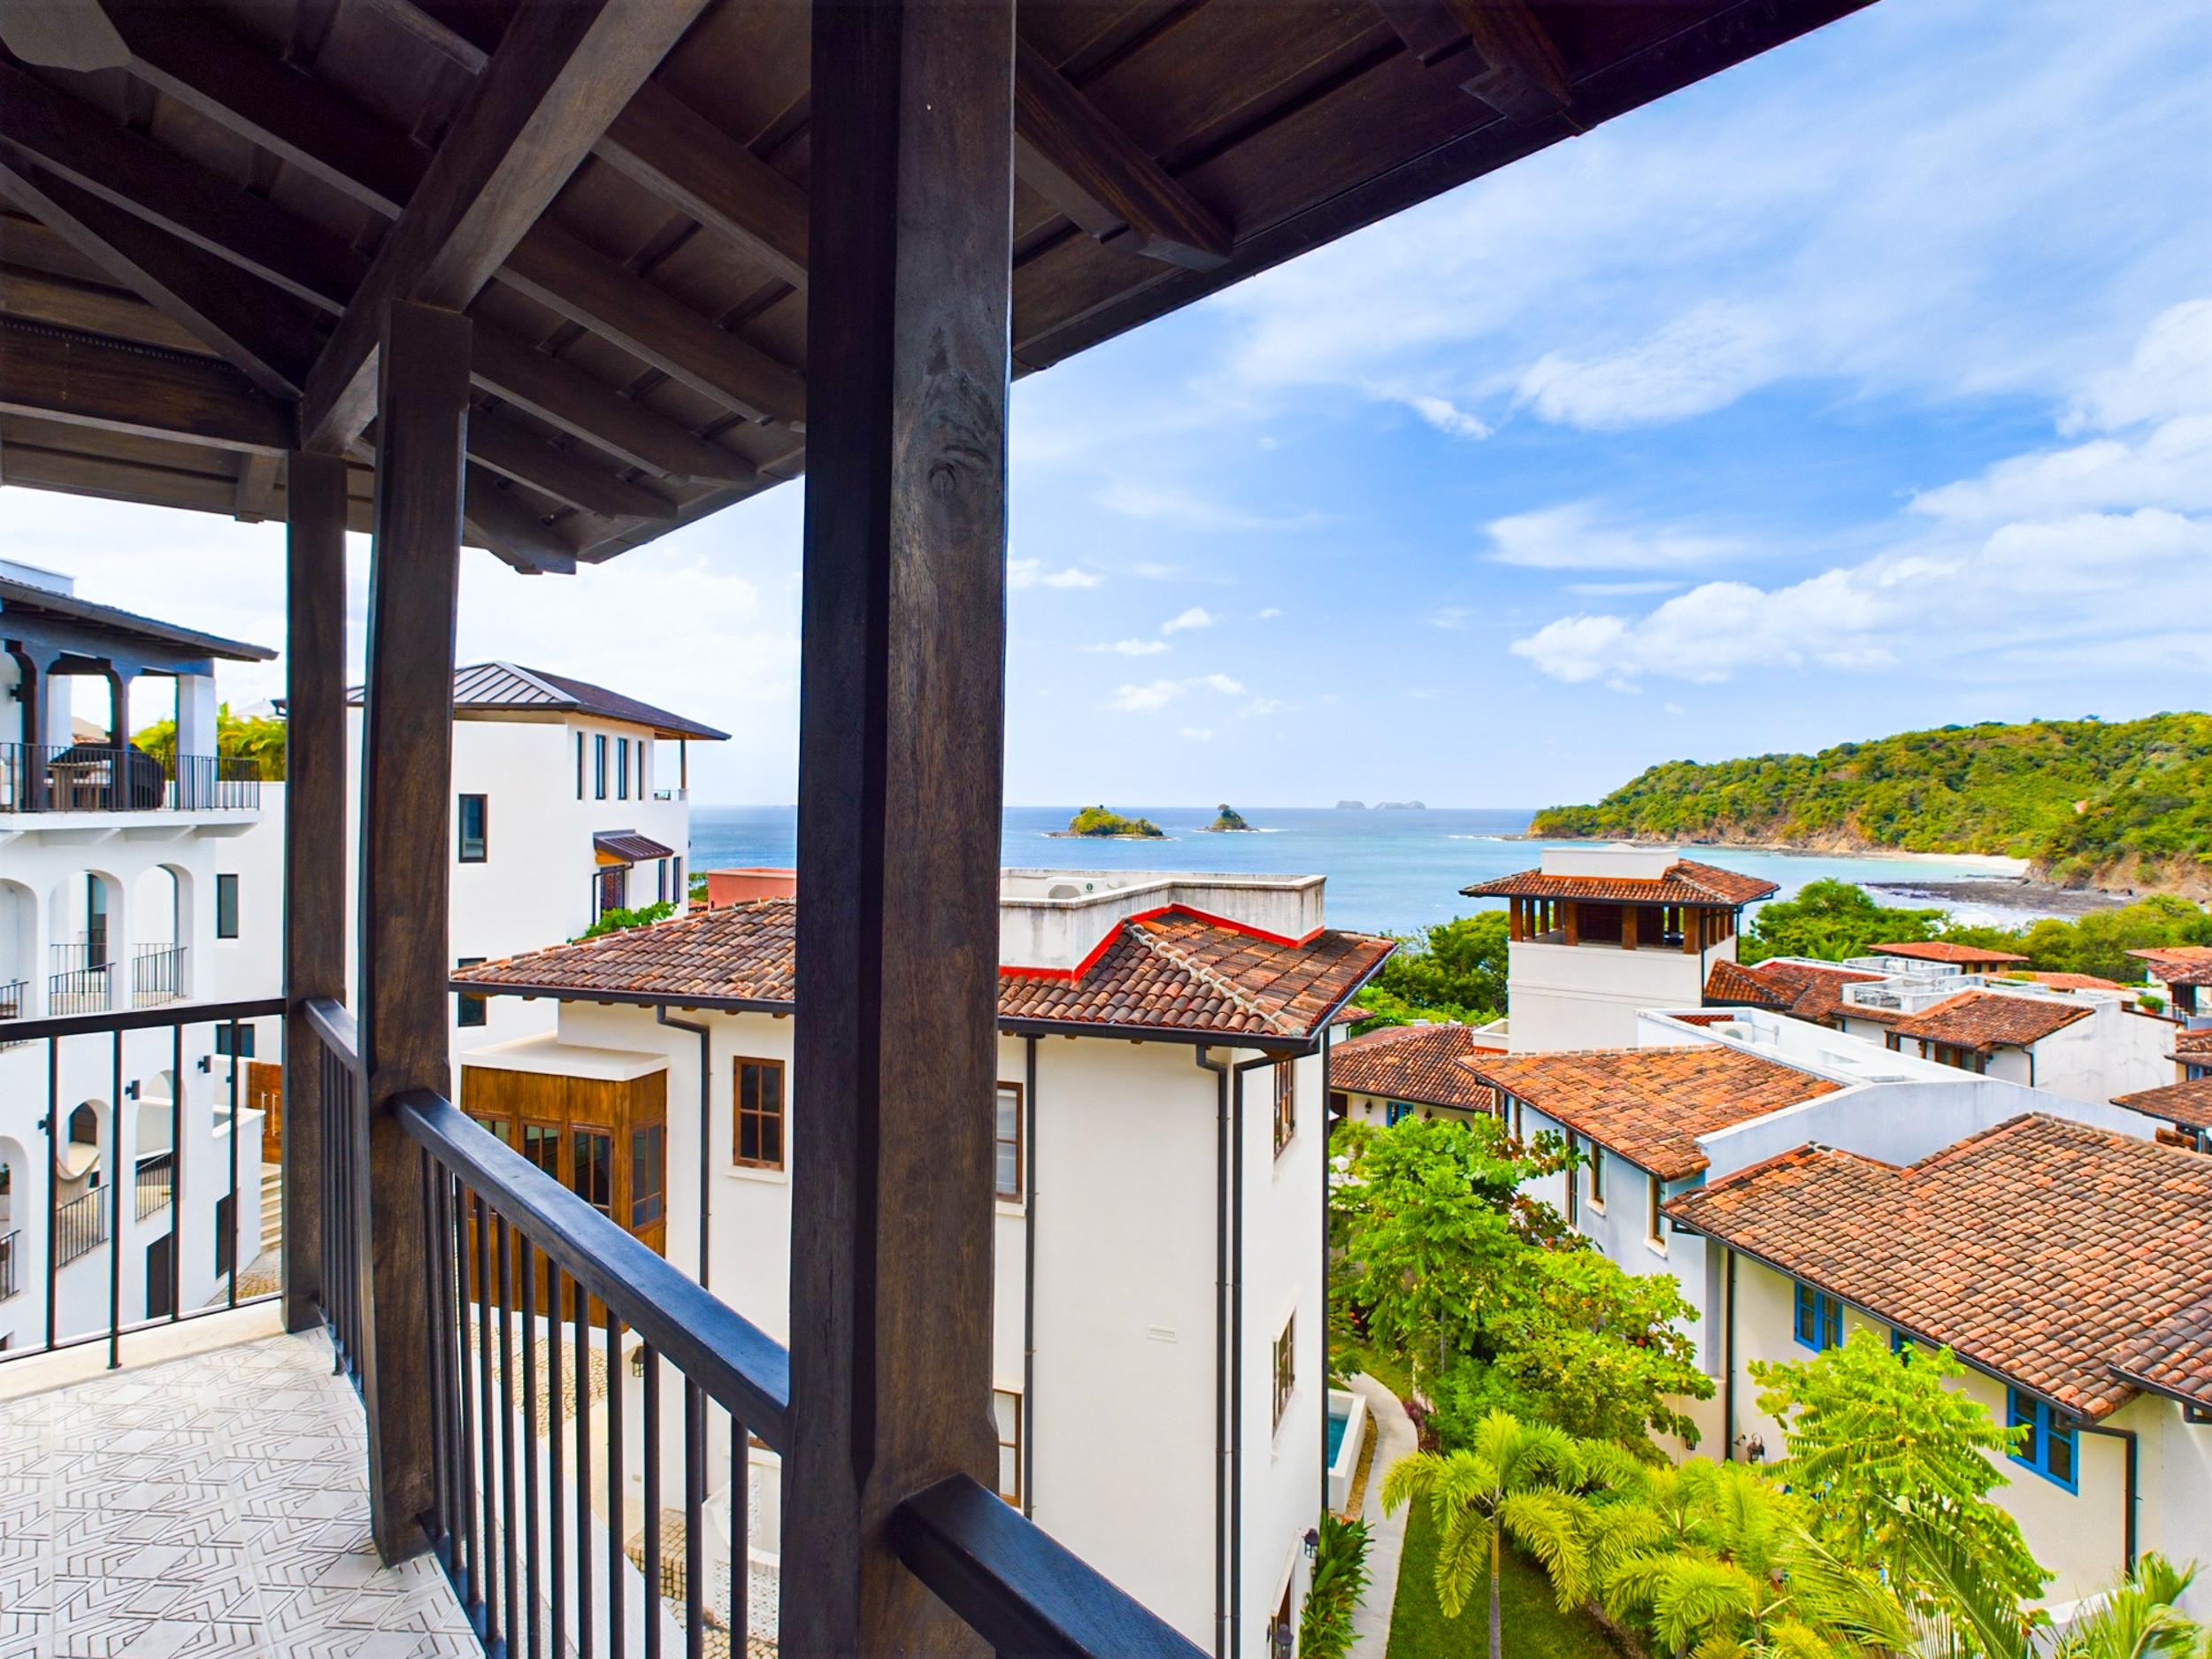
1530,713,2212,895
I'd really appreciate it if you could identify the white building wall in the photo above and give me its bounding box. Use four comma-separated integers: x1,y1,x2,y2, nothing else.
1506,937,1735,1053
532,1001,1319,1654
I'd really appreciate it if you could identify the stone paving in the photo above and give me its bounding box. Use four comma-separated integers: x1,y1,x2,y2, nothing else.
0,1330,476,1659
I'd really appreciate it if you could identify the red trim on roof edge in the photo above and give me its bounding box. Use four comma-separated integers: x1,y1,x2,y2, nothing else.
995,903,1327,983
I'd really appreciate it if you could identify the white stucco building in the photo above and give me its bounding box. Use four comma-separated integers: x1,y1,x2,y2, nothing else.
1462,846,1777,1052
450,871,1391,1656
0,562,277,1355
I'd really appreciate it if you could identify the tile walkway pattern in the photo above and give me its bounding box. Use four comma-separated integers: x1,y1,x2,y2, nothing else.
0,1331,477,1659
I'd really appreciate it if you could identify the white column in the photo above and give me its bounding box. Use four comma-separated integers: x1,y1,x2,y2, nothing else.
174,672,219,759
37,666,73,749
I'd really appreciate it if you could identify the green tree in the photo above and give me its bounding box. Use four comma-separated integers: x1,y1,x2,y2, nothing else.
1331,1116,1709,1453
1945,896,2212,986
2047,1555,2208,1659
1751,1332,2047,1649
1359,911,1510,1025
133,703,288,779
1586,1458,1913,1658
1382,1411,1603,1659
1297,1511,1372,1659
1740,879,1943,964
573,900,676,941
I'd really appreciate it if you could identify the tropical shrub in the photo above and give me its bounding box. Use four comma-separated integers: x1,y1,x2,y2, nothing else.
1296,1511,1371,1659
575,900,677,941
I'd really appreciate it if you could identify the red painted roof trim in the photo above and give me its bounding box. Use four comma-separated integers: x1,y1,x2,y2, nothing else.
995,903,1326,983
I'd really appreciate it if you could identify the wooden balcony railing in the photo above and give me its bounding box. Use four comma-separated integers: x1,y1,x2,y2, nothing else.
0,743,260,814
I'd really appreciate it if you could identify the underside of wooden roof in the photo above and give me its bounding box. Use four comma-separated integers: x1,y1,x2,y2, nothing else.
0,0,1872,574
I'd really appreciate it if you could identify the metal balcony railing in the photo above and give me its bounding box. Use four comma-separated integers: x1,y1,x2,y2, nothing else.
54,1187,109,1270
46,963,111,1017
0,978,25,1049
131,944,187,1008
0,1230,17,1302
0,743,261,814
135,1151,174,1222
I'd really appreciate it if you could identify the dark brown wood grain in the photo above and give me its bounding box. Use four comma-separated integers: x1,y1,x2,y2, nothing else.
786,1,1012,1652
281,449,348,1335
301,0,710,449
463,408,676,522
458,460,580,574
353,298,472,1562
0,319,294,451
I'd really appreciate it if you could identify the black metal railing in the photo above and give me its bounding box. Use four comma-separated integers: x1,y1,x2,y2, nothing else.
0,996,283,1369
0,978,25,1048
389,1087,1202,1659
55,1187,109,1269
131,944,187,1008
48,944,112,1017
0,742,261,813
135,1150,175,1222
305,998,365,1383
0,1229,17,1301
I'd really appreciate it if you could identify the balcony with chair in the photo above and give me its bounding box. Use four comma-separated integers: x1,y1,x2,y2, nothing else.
0,743,260,817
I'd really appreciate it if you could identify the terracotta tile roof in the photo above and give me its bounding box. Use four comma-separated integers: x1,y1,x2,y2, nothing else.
2109,1295,2212,1409
1461,858,1778,906
1871,940,2029,966
2131,946,2212,988
1704,958,1885,1025
1670,1011,1742,1027
2173,1029,2212,1064
1461,1046,1839,1180
1666,1114,2212,1418
2019,971,2129,992
454,898,1391,1043
2112,1078,2212,1133
1886,990,2093,1052
1331,1024,1507,1112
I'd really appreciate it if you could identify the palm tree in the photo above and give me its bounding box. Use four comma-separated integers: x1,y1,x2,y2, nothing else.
1380,1409,1601,1659
2047,1555,2208,1659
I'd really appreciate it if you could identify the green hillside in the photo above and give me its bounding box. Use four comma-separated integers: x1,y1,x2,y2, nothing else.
1530,713,2212,895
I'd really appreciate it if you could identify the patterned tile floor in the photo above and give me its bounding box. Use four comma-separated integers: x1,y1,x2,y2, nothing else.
0,1330,477,1659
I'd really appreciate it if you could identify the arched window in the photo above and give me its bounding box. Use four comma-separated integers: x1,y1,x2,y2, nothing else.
67,1102,97,1145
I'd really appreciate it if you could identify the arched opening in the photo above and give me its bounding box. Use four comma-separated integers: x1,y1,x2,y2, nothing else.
46,869,124,1014
0,878,35,1020
0,1134,25,1301
131,865,187,1004
53,1101,109,1272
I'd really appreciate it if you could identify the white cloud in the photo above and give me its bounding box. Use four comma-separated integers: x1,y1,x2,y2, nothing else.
1180,726,1216,741
1107,672,1247,714
1245,696,1286,717
1256,606,1284,619
1082,639,1171,657
1133,561,1184,580
1097,480,1316,533
1567,579,1686,596
1161,607,1215,634
1509,302,2212,685
1009,557,1102,590
1430,607,1474,631
1407,396,1493,441
1516,303,1782,430
1486,503,1736,572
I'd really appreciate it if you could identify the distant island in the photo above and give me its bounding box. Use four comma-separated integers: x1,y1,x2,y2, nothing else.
1375,800,1427,810
1201,803,1255,833
1336,800,1366,810
1056,804,1165,840
1529,713,2212,899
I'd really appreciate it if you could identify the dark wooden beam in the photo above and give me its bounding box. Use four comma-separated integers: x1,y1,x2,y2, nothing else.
0,161,317,397
467,325,755,485
497,221,807,428
0,58,369,314
1011,35,1232,272
595,81,810,291
0,265,213,353
1371,0,1574,122
459,460,582,573
0,3,125,72
354,298,470,1562
463,409,676,521
233,449,280,520
280,449,346,1334
786,1,1011,1652
301,0,710,451
0,317,293,452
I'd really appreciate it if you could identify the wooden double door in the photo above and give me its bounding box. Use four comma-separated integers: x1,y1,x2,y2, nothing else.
457,1064,669,1324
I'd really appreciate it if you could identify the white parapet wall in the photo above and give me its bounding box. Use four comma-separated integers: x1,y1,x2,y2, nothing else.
997,871,1325,972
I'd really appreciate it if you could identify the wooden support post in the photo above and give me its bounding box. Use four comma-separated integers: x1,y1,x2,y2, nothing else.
785,2,1012,1652
1621,904,1639,951
354,299,472,1563
1563,902,1580,948
280,450,347,1333
1508,899,1524,943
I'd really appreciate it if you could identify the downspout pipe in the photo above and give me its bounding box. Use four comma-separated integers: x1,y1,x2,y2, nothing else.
2079,1421,2139,1572
656,1007,713,1291
1226,1051,1272,1659
1022,1034,1039,1519
1319,1025,1333,1514
1195,1046,1232,1659
1722,1248,1737,1458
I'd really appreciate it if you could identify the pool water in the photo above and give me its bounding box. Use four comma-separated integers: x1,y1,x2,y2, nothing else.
1325,1406,1349,1466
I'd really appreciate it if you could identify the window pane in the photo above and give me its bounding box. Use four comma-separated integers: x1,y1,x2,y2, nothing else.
2047,1420,2075,1482
523,1123,559,1178
631,1125,664,1225
572,1131,611,1215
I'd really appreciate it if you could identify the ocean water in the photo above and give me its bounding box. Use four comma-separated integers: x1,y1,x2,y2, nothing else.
688,805,2046,937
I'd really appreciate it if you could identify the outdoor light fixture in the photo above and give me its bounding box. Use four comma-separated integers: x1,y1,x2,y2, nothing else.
1302,1526,1319,1560
123,1079,139,1101
196,1056,212,1073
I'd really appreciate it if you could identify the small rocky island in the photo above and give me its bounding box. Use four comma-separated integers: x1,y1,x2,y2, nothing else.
1335,800,1366,810
1056,804,1165,839
1201,803,1255,833
1375,800,1427,810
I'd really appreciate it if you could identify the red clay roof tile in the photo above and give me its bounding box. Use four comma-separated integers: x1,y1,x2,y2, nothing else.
2112,1078,2212,1133
1331,1024,1507,1112
1886,989,2092,1051
1669,1115,2212,1418
1463,857,1777,907
1871,940,2029,966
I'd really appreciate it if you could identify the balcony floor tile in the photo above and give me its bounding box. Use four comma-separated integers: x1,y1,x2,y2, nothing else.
0,1332,474,1659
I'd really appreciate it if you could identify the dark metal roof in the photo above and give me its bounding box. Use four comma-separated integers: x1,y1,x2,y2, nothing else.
0,574,275,662
595,830,677,864
346,661,727,741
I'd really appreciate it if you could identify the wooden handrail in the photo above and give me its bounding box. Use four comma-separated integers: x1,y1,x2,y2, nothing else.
302,995,359,1071
892,1473,1211,1659
0,995,282,1044
394,1087,792,1446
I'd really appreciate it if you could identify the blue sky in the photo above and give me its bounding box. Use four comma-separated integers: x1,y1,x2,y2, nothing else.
7,0,2208,808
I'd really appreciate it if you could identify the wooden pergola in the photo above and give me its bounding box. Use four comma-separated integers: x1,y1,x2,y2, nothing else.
0,1,1874,1648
